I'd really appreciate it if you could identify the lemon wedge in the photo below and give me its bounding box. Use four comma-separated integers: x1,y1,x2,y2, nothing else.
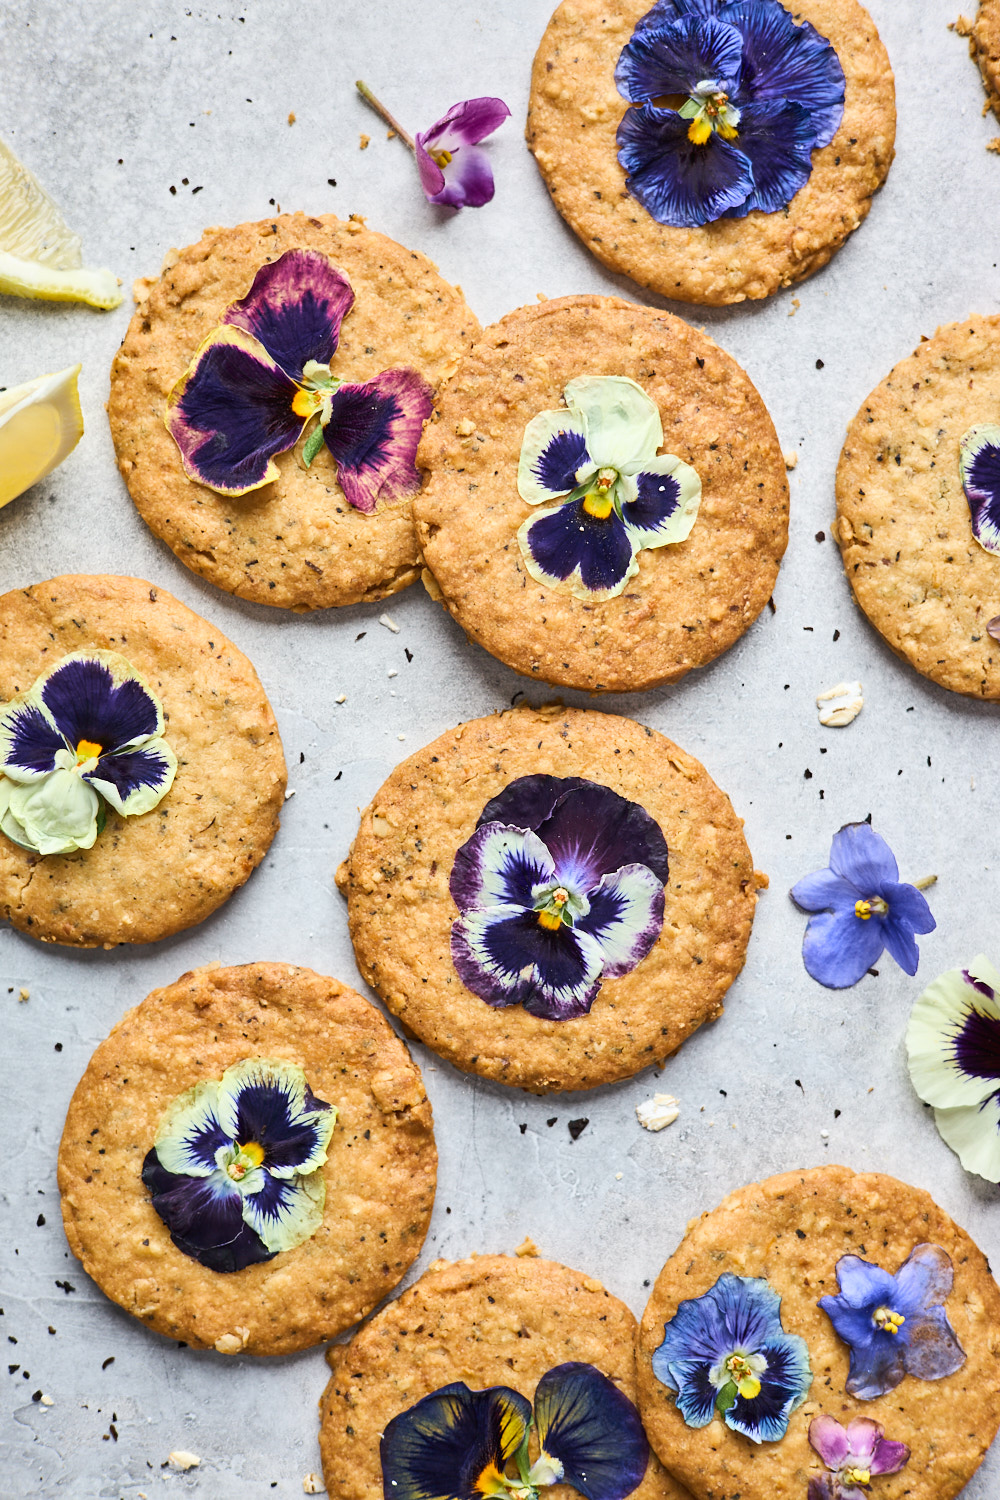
0,365,84,507
0,139,121,309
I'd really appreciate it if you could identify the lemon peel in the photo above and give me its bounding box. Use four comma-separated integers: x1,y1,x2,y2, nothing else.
0,364,84,507
0,139,121,309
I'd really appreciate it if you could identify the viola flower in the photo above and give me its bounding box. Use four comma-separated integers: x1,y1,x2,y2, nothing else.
790,823,936,989
905,955,1000,1182
165,247,433,508
651,1273,812,1444
516,376,701,601
450,774,669,1021
141,1058,336,1274
959,424,1000,553
0,651,176,856
807,1415,909,1500
379,1362,648,1500
614,0,845,227
357,81,510,210
818,1244,966,1400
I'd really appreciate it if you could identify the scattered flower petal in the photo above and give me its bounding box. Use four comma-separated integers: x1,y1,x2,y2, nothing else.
959,423,1000,553
808,1414,909,1500
415,97,511,208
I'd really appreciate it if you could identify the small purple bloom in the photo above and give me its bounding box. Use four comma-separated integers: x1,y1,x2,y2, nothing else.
818,1244,966,1400
959,423,1000,554
449,775,668,1021
807,1414,909,1500
414,97,511,208
790,822,935,989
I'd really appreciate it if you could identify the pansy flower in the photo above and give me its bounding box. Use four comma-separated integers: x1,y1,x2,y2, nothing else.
141,1058,336,1274
959,424,1000,553
807,1415,910,1500
450,774,669,1021
790,822,936,989
0,650,176,856
165,248,433,509
818,1244,966,1400
651,1273,812,1443
906,955,1000,1182
379,1362,648,1500
614,0,846,227
516,376,701,601
357,82,510,210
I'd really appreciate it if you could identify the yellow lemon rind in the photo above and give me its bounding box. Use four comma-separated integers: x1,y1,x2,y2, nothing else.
0,250,122,310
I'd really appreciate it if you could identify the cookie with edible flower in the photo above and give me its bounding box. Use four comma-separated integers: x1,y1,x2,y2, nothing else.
526,0,894,305
109,212,479,610
58,963,436,1355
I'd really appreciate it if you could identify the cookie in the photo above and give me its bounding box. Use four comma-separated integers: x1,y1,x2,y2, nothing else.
108,212,479,610
526,0,894,307
637,1165,1000,1500
337,703,758,1094
963,1,1000,121
57,962,437,1356
0,574,285,947
319,1254,691,1500
416,297,788,692
835,316,1000,699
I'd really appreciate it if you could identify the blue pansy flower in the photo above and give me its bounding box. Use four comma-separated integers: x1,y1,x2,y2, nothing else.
379,1362,648,1500
141,1058,336,1274
450,774,669,1021
818,1244,966,1400
651,1273,812,1443
615,0,845,227
959,424,1000,553
791,823,936,989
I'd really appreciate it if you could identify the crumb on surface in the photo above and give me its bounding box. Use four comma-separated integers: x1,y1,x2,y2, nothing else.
782,449,798,469
18,988,29,1002
303,1475,326,1494
515,1236,539,1257
636,1093,680,1131
360,133,370,149
167,1451,201,1471
379,613,400,632
288,111,296,125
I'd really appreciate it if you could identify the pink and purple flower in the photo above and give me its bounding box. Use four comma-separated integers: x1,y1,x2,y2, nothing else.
807,1415,909,1500
959,424,1000,554
415,97,511,208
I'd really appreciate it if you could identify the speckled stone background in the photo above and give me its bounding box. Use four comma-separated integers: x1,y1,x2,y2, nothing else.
1,2,998,1496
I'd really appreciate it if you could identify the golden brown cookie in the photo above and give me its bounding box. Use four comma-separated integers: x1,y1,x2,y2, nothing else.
0,574,285,947
835,316,1000,698
337,703,758,1094
416,297,788,692
319,1254,692,1500
108,213,480,610
637,1165,1000,1500
57,962,437,1356
964,1,1000,121
526,0,895,306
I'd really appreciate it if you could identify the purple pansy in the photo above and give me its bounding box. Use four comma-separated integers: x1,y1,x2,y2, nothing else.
818,1244,966,1401
807,1415,909,1500
615,0,845,227
959,424,1000,553
379,1363,648,1500
449,775,668,1021
415,97,511,208
790,823,935,989
165,248,433,508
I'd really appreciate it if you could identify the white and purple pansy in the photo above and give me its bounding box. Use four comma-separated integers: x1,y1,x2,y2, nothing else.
450,775,669,1022
807,1414,910,1500
516,376,701,602
614,0,845,228
415,97,512,209
0,651,176,856
959,424,1000,554
164,247,433,509
141,1058,337,1274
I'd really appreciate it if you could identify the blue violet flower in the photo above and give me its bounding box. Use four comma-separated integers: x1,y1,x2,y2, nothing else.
516,375,701,601
959,424,1000,553
0,650,176,856
614,0,845,227
165,247,433,506
357,82,510,210
807,1414,910,1500
450,774,669,1021
790,822,936,989
142,1058,336,1273
651,1273,812,1443
379,1361,648,1500
818,1244,966,1400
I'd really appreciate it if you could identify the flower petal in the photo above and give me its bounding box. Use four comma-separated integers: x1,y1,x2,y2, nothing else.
959,424,1000,554
475,774,594,833
879,912,919,976
868,1429,911,1476
418,97,512,150
893,1243,954,1317
828,822,899,892
931,1098,1000,1183
322,368,433,514
154,1077,230,1177
801,908,884,988
380,1382,532,1500
240,1168,326,1253
533,1363,649,1500
808,1413,851,1468
653,1355,718,1427
427,145,497,210
897,1306,966,1383
141,1149,274,1273
906,959,1000,1111
538,783,670,890
721,0,845,146
564,376,662,474
518,500,637,601
720,98,817,218
221,248,355,377
0,697,65,781
517,407,592,505
724,1334,812,1443
414,138,446,200
615,13,744,103
85,739,177,817
621,454,701,549
574,865,665,977
616,105,755,227
41,652,163,755
451,905,606,1019
218,1058,336,1177
7,768,100,854
790,868,859,913
449,824,556,912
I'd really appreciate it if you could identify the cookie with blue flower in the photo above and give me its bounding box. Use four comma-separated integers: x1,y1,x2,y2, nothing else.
637,1165,1000,1500
0,574,285,947
416,297,788,692
526,0,894,306
57,963,437,1356
108,212,479,610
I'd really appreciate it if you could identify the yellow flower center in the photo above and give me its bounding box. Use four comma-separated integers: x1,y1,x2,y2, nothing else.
873,1306,905,1335
227,1140,265,1180
537,887,570,930
431,148,453,168
76,738,102,763
581,468,619,518
687,91,739,144
855,896,889,920
843,1469,871,1487
292,387,323,419
725,1354,761,1399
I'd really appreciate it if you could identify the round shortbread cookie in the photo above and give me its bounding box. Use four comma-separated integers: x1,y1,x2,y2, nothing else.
319,1254,692,1500
965,1,1000,120
416,297,788,692
57,963,437,1356
0,574,285,947
637,1165,1000,1500
108,213,480,610
525,0,895,307
835,316,1000,698
337,703,758,1094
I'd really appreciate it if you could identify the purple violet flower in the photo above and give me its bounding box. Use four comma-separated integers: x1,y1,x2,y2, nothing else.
356,82,510,210
818,1244,966,1401
790,822,936,989
807,1415,909,1500
959,424,1000,553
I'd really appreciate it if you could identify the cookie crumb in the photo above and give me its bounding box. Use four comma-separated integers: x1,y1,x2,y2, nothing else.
615,1171,623,1180
18,988,29,1002
387,668,398,678
167,1451,201,1471
536,292,548,301
954,14,973,35
397,733,406,741
39,1393,53,1406
987,138,1000,153
788,297,801,317
782,449,798,469
288,111,296,125
284,788,296,800
515,1236,539,1257
816,681,863,727
359,133,370,149
456,418,476,436
335,693,347,704
214,1326,250,1354
303,1475,326,1494
636,1093,680,1131
379,613,400,633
